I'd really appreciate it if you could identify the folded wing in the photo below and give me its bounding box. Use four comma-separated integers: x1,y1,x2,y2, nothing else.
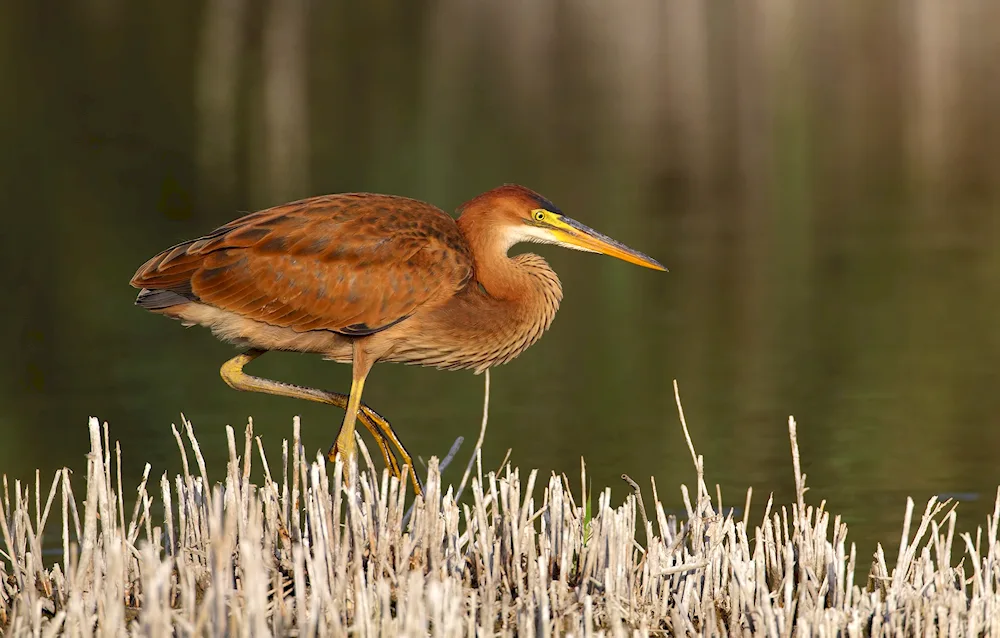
131,194,474,335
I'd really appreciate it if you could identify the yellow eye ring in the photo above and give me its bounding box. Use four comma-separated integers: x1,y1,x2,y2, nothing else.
533,210,546,222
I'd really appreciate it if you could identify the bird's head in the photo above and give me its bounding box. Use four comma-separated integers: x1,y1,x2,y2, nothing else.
458,184,667,271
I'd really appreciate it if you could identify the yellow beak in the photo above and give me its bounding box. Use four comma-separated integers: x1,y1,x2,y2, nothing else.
550,215,667,271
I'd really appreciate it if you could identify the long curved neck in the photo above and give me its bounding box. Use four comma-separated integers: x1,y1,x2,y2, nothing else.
458,213,540,301
459,213,563,316
382,206,564,371
433,212,563,369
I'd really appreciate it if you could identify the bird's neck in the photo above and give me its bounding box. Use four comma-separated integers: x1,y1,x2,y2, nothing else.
475,251,536,300
395,215,564,371
478,251,562,310
468,240,563,342
459,217,555,301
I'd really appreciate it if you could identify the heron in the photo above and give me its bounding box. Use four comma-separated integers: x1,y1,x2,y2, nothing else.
131,185,665,493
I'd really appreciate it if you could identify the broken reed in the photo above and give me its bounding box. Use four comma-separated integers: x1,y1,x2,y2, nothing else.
2,416,1000,636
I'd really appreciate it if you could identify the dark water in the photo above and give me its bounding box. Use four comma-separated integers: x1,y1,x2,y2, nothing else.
2,2,1000,557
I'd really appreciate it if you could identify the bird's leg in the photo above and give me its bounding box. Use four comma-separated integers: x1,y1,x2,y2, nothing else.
329,344,373,480
219,349,402,481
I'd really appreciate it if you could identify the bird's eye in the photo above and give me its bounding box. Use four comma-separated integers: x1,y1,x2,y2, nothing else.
533,210,546,222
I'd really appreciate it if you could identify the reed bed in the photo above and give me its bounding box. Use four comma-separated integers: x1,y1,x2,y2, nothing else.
2,409,1000,636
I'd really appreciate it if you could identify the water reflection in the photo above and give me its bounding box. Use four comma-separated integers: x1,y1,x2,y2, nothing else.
0,1,998,556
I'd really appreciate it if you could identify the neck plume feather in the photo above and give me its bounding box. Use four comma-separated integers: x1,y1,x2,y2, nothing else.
408,215,559,370
460,252,562,371
426,205,564,370
385,251,562,372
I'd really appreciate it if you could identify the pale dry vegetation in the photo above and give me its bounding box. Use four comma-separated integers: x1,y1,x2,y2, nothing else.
2,399,1000,636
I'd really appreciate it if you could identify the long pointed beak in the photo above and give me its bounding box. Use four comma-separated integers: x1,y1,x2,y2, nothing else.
551,216,667,271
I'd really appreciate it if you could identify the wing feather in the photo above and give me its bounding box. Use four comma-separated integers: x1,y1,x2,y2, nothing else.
131,194,473,335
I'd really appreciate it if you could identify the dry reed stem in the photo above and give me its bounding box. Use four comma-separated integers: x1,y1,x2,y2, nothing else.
457,369,491,500
0,399,999,635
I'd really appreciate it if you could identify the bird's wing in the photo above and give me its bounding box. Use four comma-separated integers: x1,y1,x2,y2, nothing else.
131,194,474,335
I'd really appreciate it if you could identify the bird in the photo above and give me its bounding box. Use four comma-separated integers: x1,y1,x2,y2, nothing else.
131,185,665,493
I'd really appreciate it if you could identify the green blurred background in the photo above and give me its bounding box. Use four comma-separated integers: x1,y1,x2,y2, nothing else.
2,1,999,555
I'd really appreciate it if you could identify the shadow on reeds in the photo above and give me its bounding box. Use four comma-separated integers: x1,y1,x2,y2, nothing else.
1,385,999,635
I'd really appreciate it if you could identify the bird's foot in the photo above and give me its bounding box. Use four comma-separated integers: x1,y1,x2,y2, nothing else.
325,410,422,496
326,426,359,485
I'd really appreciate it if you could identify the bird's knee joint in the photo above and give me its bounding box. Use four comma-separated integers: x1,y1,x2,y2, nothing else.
220,361,244,389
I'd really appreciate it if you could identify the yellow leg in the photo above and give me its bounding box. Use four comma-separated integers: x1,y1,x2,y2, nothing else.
329,343,371,477
220,349,407,488
331,374,364,464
